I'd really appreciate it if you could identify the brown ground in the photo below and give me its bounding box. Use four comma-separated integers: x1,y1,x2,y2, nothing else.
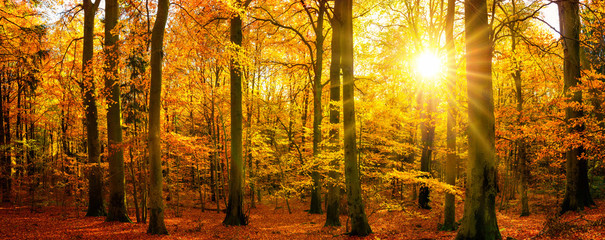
1,194,604,239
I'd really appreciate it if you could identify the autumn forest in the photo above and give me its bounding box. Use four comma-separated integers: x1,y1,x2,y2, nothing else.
2,0,605,239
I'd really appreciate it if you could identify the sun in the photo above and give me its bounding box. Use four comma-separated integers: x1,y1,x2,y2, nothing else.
415,51,444,80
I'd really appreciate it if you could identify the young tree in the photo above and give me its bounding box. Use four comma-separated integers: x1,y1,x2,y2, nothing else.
559,0,595,214
325,0,342,227
147,0,169,234
341,0,371,236
455,0,501,238
105,0,131,223
223,0,251,226
82,0,105,217
441,0,457,230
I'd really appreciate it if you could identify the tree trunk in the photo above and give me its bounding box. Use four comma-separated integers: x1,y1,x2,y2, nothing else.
310,0,326,215
82,0,105,217
455,0,501,238
341,0,371,236
419,95,435,209
147,0,169,234
105,0,131,223
325,0,342,227
223,0,248,226
559,0,595,214
442,0,457,230
0,70,10,203
509,1,530,216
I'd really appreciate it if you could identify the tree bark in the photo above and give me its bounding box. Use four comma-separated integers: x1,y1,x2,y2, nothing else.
456,0,501,238
223,0,248,226
325,0,342,227
310,0,326,215
559,0,595,214
147,0,169,234
82,0,106,217
105,0,131,223
341,0,371,236
442,0,457,230
419,95,435,209
510,0,529,216
0,70,9,203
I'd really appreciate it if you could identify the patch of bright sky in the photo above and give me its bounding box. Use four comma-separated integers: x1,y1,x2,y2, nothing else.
540,1,560,37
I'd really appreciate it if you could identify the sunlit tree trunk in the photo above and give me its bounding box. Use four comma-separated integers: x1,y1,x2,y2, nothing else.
82,0,105,217
325,0,342,227
105,0,131,223
456,0,501,238
310,0,326,215
441,0,457,230
147,0,169,234
223,0,249,226
559,0,595,214
341,0,371,236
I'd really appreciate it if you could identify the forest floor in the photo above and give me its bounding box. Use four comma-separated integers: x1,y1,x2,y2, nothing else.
2,193,605,239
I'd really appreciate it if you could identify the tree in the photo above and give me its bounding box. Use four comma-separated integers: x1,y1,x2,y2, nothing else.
559,0,595,214
341,0,371,236
455,0,501,238
418,94,435,209
147,0,169,234
223,0,251,226
441,0,457,230
105,0,131,222
325,0,342,227
82,0,105,217
310,0,326,215
509,0,529,217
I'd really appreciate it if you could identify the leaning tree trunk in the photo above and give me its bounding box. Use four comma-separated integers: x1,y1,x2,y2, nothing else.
441,0,457,230
325,0,343,227
559,0,595,214
105,0,131,223
147,0,169,234
223,0,248,226
455,0,501,238
341,0,371,236
82,0,105,217
309,0,326,215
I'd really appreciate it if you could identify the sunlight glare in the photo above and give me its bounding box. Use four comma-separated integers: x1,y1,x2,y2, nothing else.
415,51,443,80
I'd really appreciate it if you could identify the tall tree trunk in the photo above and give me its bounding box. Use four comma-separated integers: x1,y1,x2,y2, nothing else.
441,0,457,230
82,0,105,217
510,0,529,216
0,71,9,203
147,0,169,234
559,0,595,214
105,0,131,223
223,0,249,226
325,0,342,227
455,0,501,238
341,0,371,236
310,0,326,215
